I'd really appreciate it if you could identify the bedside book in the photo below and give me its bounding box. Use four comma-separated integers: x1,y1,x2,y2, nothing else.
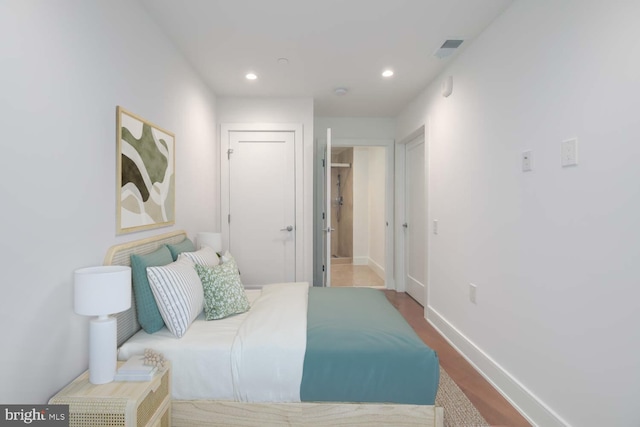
114,355,157,381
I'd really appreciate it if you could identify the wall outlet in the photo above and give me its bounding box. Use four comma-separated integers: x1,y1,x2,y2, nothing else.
561,138,578,167
469,283,477,304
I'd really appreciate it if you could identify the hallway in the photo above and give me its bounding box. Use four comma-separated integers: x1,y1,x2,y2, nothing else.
330,262,384,288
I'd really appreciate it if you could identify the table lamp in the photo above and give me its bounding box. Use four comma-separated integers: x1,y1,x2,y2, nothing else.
74,265,131,384
196,232,222,252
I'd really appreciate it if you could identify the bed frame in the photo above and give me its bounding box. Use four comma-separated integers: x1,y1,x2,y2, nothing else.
105,230,443,427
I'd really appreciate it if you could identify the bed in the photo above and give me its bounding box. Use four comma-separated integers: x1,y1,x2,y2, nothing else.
106,230,443,426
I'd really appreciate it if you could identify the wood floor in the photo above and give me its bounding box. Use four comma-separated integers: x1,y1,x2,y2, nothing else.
331,263,385,287
384,290,531,427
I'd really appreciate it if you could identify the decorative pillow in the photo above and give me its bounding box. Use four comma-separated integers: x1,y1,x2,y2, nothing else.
220,250,234,264
130,246,173,333
166,238,196,261
177,246,220,267
147,257,204,338
220,250,240,275
195,263,250,320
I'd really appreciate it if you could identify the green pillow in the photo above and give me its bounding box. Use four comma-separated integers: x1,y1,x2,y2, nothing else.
195,262,250,320
166,238,196,261
130,246,173,333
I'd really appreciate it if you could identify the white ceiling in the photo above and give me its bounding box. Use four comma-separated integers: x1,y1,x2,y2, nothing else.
139,0,513,117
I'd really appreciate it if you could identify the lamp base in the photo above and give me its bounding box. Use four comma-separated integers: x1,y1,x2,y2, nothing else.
89,315,117,385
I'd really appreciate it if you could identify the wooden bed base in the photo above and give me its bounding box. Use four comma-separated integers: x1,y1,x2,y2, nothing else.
173,401,443,426
106,230,444,427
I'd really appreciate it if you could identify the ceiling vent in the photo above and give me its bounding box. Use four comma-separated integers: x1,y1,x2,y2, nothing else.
433,39,464,59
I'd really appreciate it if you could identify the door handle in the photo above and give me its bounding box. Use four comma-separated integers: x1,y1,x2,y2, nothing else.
281,225,294,232
403,223,408,228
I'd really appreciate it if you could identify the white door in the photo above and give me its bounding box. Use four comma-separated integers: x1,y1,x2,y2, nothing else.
404,135,426,305
228,130,296,286
323,129,332,287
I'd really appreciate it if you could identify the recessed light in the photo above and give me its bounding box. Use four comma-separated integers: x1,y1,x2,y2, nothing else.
382,69,394,78
334,87,348,96
277,58,289,65
246,73,257,80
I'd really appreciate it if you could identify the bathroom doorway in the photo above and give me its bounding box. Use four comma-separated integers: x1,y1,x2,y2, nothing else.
330,146,387,287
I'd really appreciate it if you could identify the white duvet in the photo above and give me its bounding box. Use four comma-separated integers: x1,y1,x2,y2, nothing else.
118,282,309,402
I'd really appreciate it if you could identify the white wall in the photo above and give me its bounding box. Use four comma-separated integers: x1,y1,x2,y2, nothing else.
0,0,218,403
217,97,314,283
352,147,387,276
314,117,395,140
352,148,370,264
367,147,386,274
396,1,640,426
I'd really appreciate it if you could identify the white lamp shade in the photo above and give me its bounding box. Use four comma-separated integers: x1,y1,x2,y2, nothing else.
197,232,222,252
74,266,131,316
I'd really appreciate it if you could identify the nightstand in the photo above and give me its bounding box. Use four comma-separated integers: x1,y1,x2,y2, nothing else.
49,362,171,427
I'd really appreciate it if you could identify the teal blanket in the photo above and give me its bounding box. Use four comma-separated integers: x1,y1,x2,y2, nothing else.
300,287,439,404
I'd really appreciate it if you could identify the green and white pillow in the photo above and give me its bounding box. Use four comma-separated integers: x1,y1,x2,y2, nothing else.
195,262,250,320
220,250,241,275
147,257,204,338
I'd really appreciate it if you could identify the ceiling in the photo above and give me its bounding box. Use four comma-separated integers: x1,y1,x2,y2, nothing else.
139,0,513,117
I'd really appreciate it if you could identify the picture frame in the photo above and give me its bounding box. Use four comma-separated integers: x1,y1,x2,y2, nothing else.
116,106,175,234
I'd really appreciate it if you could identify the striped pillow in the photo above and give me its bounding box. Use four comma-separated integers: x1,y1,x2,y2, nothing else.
146,257,204,338
177,246,220,267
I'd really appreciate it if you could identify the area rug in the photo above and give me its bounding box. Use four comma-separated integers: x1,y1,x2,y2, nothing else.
436,367,489,427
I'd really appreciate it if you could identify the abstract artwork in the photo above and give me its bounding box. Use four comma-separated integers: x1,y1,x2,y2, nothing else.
116,106,175,234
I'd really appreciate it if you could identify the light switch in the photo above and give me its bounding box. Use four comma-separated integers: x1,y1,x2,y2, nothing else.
561,138,578,167
522,150,533,172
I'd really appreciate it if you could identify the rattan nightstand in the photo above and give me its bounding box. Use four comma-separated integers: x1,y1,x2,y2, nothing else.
49,362,171,427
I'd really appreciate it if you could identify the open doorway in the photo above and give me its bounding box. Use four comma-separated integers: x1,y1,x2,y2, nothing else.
328,144,389,288
314,135,395,288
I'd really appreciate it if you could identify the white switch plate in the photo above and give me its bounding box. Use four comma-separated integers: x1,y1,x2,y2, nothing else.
433,219,438,235
469,283,477,304
561,138,578,167
522,150,533,172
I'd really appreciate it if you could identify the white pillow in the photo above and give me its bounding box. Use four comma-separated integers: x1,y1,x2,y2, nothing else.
178,245,219,267
220,250,234,264
146,257,204,338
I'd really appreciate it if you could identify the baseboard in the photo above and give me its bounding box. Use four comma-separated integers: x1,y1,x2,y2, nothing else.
352,256,368,266
426,306,569,427
367,258,385,280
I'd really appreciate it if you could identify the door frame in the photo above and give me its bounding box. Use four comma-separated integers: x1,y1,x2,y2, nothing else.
315,137,395,289
221,123,304,282
395,125,428,301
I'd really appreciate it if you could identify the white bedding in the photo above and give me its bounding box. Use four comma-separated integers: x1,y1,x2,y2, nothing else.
231,282,308,402
118,282,309,401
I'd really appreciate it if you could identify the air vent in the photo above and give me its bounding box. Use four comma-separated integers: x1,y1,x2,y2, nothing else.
433,39,464,59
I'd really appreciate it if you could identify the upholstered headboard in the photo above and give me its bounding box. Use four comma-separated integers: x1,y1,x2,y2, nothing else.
104,229,188,347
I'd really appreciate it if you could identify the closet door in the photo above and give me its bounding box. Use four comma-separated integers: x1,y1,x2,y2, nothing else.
226,130,296,286
404,135,426,305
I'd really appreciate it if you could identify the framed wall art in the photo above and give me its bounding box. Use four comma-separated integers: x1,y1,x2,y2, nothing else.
116,106,175,234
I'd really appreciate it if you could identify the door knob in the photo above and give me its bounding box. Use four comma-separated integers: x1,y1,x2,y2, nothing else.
281,225,294,232
403,222,408,228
